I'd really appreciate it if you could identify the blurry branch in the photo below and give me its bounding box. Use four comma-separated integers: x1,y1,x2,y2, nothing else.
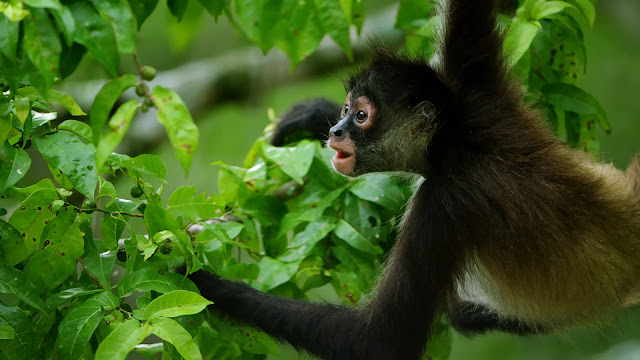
57,5,402,156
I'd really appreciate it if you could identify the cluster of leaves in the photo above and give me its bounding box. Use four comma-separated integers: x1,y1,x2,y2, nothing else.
396,0,608,153
0,0,607,359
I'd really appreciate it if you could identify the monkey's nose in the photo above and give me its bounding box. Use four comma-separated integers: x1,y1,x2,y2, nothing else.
329,126,346,141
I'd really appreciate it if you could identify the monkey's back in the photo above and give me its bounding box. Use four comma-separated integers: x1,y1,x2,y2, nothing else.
459,144,640,329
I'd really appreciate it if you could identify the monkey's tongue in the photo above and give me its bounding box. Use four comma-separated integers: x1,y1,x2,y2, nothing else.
336,151,352,159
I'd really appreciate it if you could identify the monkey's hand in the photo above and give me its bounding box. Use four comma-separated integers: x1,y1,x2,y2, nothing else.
271,98,341,146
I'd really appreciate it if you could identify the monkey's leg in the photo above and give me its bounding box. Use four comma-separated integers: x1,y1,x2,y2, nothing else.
449,302,544,336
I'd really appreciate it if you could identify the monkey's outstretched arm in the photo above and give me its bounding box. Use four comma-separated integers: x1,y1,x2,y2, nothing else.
441,0,505,91
188,181,458,360
270,98,341,146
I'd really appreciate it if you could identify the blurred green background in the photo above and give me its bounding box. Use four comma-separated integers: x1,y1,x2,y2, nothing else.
60,0,640,359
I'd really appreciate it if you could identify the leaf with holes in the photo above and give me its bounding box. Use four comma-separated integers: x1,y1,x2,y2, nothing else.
6,189,57,265
33,131,97,201
542,83,610,133
23,209,84,290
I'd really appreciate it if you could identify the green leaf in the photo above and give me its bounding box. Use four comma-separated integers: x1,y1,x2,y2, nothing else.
261,140,315,184
167,0,189,20
198,0,227,20
51,5,76,46
128,0,158,29
22,0,62,9
48,89,87,116
349,173,408,210
0,142,31,195
94,319,151,360
91,0,137,54
14,97,30,125
151,318,202,360
542,83,610,133
0,325,14,340
144,203,180,237
69,2,120,76
98,177,117,206
503,18,540,67
567,0,595,25
167,186,225,221
167,1,204,52
313,0,353,60
58,291,119,360
33,131,98,200
334,219,383,254
424,318,453,360
95,99,138,168
343,192,380,239
278,219,337,262
59,120,93,142
6,188,57,265
143,290,212,320
83,249,117,289
22,8,61,91
100,215,127,250
14,87,86,116
234,0,285,53
395,0,436,30
151,86,199,175
89,75,138,144
116,267,198,297
251,257,300,292
23,209,84,290
125,153,167,179
0,304,34,360
45,287,103,308
531,1,573,20
0,13,19,59
6,178,56,200
0,264,45,312
275,1,324,67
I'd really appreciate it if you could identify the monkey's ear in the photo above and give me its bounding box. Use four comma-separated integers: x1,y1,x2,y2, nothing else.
410,101,438,138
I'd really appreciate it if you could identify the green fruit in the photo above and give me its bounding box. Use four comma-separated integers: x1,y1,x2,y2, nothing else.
140,66,157,81
130,186,144,198
135,83,149,97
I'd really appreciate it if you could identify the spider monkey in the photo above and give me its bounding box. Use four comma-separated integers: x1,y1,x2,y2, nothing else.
187,0,640,358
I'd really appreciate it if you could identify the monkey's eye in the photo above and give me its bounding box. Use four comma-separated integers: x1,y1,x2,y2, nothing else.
355,110,367,122
342,104,349,117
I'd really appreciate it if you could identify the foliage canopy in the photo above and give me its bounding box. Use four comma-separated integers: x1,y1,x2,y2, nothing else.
0,0,607,359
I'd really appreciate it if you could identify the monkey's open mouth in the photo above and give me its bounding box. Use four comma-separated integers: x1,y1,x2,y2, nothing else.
328,140,356,176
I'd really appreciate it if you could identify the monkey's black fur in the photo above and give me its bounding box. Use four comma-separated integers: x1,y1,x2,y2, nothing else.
187,0,640,359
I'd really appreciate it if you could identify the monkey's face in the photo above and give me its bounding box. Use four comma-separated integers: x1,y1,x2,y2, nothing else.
327,92,376,176
327,91,437,177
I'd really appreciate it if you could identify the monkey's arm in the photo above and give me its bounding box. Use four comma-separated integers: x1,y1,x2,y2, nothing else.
270,98,341,146
188,182,458,360
441,0,505,91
